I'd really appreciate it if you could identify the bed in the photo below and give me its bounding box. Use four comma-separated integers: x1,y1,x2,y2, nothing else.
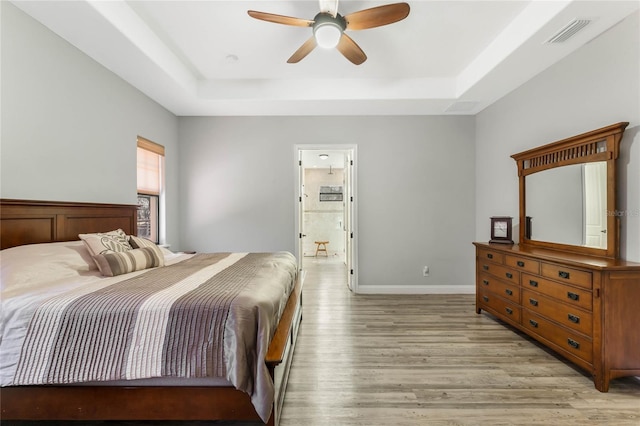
0,199,303,426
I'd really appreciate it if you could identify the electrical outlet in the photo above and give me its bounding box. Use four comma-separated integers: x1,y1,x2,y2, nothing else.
423,266,429,277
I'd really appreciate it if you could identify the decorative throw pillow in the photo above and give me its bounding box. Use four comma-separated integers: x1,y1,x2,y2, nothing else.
79,229,133,256
92,246,164,277
128,235,166,264
128,235,158,250
130,236,174,257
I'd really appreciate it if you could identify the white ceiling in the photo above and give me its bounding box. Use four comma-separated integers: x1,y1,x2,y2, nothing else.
12,1,639,116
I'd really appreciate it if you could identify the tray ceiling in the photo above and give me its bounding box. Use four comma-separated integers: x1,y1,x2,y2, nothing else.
11,1,639,116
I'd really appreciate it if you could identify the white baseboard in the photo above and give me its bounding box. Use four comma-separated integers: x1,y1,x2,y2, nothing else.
356,285,475,295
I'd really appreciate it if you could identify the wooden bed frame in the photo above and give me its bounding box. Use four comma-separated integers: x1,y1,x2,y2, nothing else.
0,199,303,425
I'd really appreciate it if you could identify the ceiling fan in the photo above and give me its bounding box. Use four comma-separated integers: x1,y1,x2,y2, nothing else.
247,0,410,65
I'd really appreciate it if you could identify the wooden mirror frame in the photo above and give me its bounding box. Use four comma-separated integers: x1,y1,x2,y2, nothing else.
511,122,628,259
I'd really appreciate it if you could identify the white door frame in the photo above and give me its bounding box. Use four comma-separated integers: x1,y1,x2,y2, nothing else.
295,144,358,292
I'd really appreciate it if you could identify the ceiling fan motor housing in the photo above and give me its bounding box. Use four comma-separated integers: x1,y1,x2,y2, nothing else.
313,12,347,30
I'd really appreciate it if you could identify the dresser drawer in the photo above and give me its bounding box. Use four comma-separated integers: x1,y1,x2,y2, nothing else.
522,289,592,336
478,262,520,285
522,273,592,311
478,272,520,302
478,248,505,264
505,255,540,274
522,311,592,363
479,291,521,323
541,263,592,289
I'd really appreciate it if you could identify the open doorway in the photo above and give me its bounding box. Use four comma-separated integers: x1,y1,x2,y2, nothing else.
295,145,357,292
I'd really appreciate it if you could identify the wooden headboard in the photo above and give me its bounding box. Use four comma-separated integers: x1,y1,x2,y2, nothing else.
0,199,138,250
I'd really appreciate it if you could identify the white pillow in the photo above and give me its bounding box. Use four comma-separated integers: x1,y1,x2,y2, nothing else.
0,241,98,289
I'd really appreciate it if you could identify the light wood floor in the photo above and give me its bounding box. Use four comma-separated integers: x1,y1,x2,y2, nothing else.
7,256,639,425
279,256,640,426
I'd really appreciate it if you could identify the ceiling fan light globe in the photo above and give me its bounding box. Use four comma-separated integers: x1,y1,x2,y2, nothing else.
314,23,342,48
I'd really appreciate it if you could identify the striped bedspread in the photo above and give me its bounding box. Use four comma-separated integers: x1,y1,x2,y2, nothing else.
10,251,297,422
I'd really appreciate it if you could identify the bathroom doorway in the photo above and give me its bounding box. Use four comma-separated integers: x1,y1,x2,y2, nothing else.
295,145,357,292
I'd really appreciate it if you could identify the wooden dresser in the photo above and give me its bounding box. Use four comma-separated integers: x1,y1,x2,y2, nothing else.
474,242,640,391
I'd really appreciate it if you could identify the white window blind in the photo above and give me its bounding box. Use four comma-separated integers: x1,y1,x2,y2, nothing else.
137,137,165,195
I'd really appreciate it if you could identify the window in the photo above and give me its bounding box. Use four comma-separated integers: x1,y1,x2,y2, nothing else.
137,137,164,244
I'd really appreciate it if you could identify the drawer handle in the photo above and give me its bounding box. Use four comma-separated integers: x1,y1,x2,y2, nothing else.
529,280,538,287
568,313,580,324
505,289,513,296
505,307,513,315
487,253,493,259
567,292,579,301
483,296,489,302
558,271,571,279
529,319,538,328
483,265,489,271
505,272,513,279
529,298,539,307
567,338,580,349
517,261,525,267
483,279,489,286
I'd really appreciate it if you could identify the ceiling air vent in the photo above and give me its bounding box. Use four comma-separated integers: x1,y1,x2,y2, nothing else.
546,19,591,43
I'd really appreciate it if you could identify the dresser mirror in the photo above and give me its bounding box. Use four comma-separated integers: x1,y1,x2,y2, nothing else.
525,161,607,249
512,122,628,259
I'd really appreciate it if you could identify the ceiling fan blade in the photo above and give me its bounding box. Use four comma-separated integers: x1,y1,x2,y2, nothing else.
336,34,367,65
318,0,339,17
247,10,314,27
288,37,318,63
344,2,410,30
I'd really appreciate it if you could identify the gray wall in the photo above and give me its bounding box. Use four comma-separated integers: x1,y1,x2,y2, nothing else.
1,2,181,247
178,116,476,289
476,11,640,262
4,0,638,290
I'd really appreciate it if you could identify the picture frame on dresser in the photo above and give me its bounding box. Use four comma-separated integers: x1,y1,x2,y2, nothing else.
474,123,640,393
